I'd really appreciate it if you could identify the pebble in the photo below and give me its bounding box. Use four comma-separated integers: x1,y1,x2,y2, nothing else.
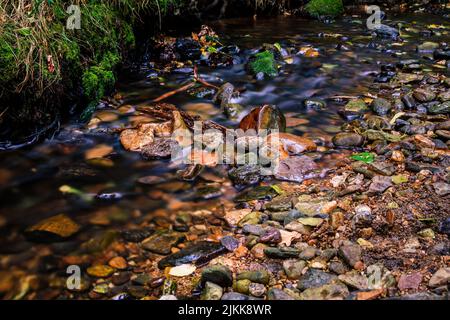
433,182,450,196
299,283,349,300
297,269,337,290
338,243,362,267
369,175,393,194
338,271,369,290
201,265,233,287
267,288,295,300
283,260,307,279
398,272,422,291
236,270,270,285
220,236,240,251
332,132,364,147
87,265,115,278
108,256,127,270
202,281,223,300
249,283,266,297
428,267,450,288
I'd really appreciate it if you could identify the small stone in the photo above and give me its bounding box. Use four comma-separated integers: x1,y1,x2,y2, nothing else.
299,283,349,300
398,272,422,290
108,256,127,270
413,88,436,102
369,175,393,194
112,272,131,286
220,236,240,251
141,231,185,255
201,265,233,287
297,269,337,290
391,150,405,162
298,217,324,227
433,182,450,196
299,247,318,260
158,241,227,268
371,98,392,116
87,265,115,278
249,283,266,297
338,243,362,267
333,132,364,147
259,227,282,244
128,285,147,299
251,243,268,259
169,264,196,277
235,279,251,294
201,281,223,300
338,271,369,290
329,261,348,275
222,292,254,300
25,214,80,242
264,247,300,259
330,211,345,229
283,260,307,279
428,268,450,288
224,209,252,227
417,228,435,239
267,288,295,300
236,270,270,285
353,205,373,227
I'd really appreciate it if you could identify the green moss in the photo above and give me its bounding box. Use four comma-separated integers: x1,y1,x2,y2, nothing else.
305,0,344,18
250,50,277,77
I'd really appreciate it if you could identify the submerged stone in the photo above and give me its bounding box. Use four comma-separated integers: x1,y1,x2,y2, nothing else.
158,241,227,268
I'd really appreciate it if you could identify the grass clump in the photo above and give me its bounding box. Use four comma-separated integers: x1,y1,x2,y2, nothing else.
0,0,183,130
250,50,277,77
305,0,344,18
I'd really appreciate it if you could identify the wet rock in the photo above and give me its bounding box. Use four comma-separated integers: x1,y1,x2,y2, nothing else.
398,272,422,291
249,283,266,297
283,260,307,280
25,214,80,242
112,272,131,286
353,204,373,227
370,161,396,176
371,98,392,116
235,279,251,294
228,165,261,186
338,271,369,290
239,105,286,133
268,132,317,154
338,243,362,267
304,99,327,110
201,281,223,300
141,138,179,159
235,186,278,202
142,231,185,255
220,236,240,251
413,88,436,102
368,175,393,194
297,269,337,290
201,265,233,287
265,196,293,212
439,218,450,236
128,286,147,299
238,211,264,227
109,256,127,270
428,268,450,288
267,288,296,300
87,265,115,278
274,156,319,183
121,228,152,243
237,270,270,285
332,132,364,147
264,246,300,259
158,241,227,268
373,24,399,40
213,83,234,107
299,283,349,300
433,182,450,196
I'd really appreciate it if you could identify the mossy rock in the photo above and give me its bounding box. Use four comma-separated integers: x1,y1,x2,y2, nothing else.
248,50,278,77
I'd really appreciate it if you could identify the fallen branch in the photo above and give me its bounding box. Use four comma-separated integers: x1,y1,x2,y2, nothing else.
152,65,219,103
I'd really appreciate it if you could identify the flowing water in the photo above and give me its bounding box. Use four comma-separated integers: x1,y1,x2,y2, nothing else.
0,14,448,278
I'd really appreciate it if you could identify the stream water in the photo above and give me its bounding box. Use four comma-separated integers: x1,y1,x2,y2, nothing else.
0,13,449,299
